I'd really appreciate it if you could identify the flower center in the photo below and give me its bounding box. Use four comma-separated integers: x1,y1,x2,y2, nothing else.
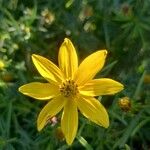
59,79,78,98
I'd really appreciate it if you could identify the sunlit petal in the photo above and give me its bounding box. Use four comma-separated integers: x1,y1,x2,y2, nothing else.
32,54,64,84
79,78,124,96
19,82,60,100
61,100,78,145
58,38,78,79
37,96,66,131
74,50,107,86
77,96,109,128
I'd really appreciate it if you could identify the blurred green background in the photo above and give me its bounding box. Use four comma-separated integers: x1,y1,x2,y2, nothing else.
0,0,150,149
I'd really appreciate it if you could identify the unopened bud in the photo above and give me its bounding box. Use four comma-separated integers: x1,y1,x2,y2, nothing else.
55,127,65,141
118,97,131,112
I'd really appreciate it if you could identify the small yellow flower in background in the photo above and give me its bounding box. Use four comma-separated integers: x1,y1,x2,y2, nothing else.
19,38,124,145
0,60,5,70
118,97,131,112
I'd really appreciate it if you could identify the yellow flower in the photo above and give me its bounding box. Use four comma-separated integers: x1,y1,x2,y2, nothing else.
19,38,124,145
118,97,131,112
0,60,5,70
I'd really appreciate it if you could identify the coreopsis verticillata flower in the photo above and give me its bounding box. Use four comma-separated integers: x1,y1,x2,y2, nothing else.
19,38,124,145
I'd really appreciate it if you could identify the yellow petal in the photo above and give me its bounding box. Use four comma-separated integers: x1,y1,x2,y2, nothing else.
77,96,109,128
61,100,78,145
19,82,60,100
32,54,64,84
79,78,124,96
37,96,65,131
58,38,78,79
74,50,107,86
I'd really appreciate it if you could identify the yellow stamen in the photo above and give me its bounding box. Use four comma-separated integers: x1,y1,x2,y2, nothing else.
59,79,78,98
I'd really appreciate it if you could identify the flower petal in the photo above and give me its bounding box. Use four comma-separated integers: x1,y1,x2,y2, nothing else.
37,96,65,131
61,100,78,145
79,78,124,96
58,38,78,79
32,54,64,84
19,82,60,100
77,96,109,128
74,50,107,86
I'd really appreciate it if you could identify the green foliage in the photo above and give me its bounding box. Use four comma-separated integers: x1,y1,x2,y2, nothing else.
0,0,150,149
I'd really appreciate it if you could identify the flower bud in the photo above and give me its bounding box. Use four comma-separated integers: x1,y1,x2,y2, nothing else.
55,127,65,141
118,97,131,112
